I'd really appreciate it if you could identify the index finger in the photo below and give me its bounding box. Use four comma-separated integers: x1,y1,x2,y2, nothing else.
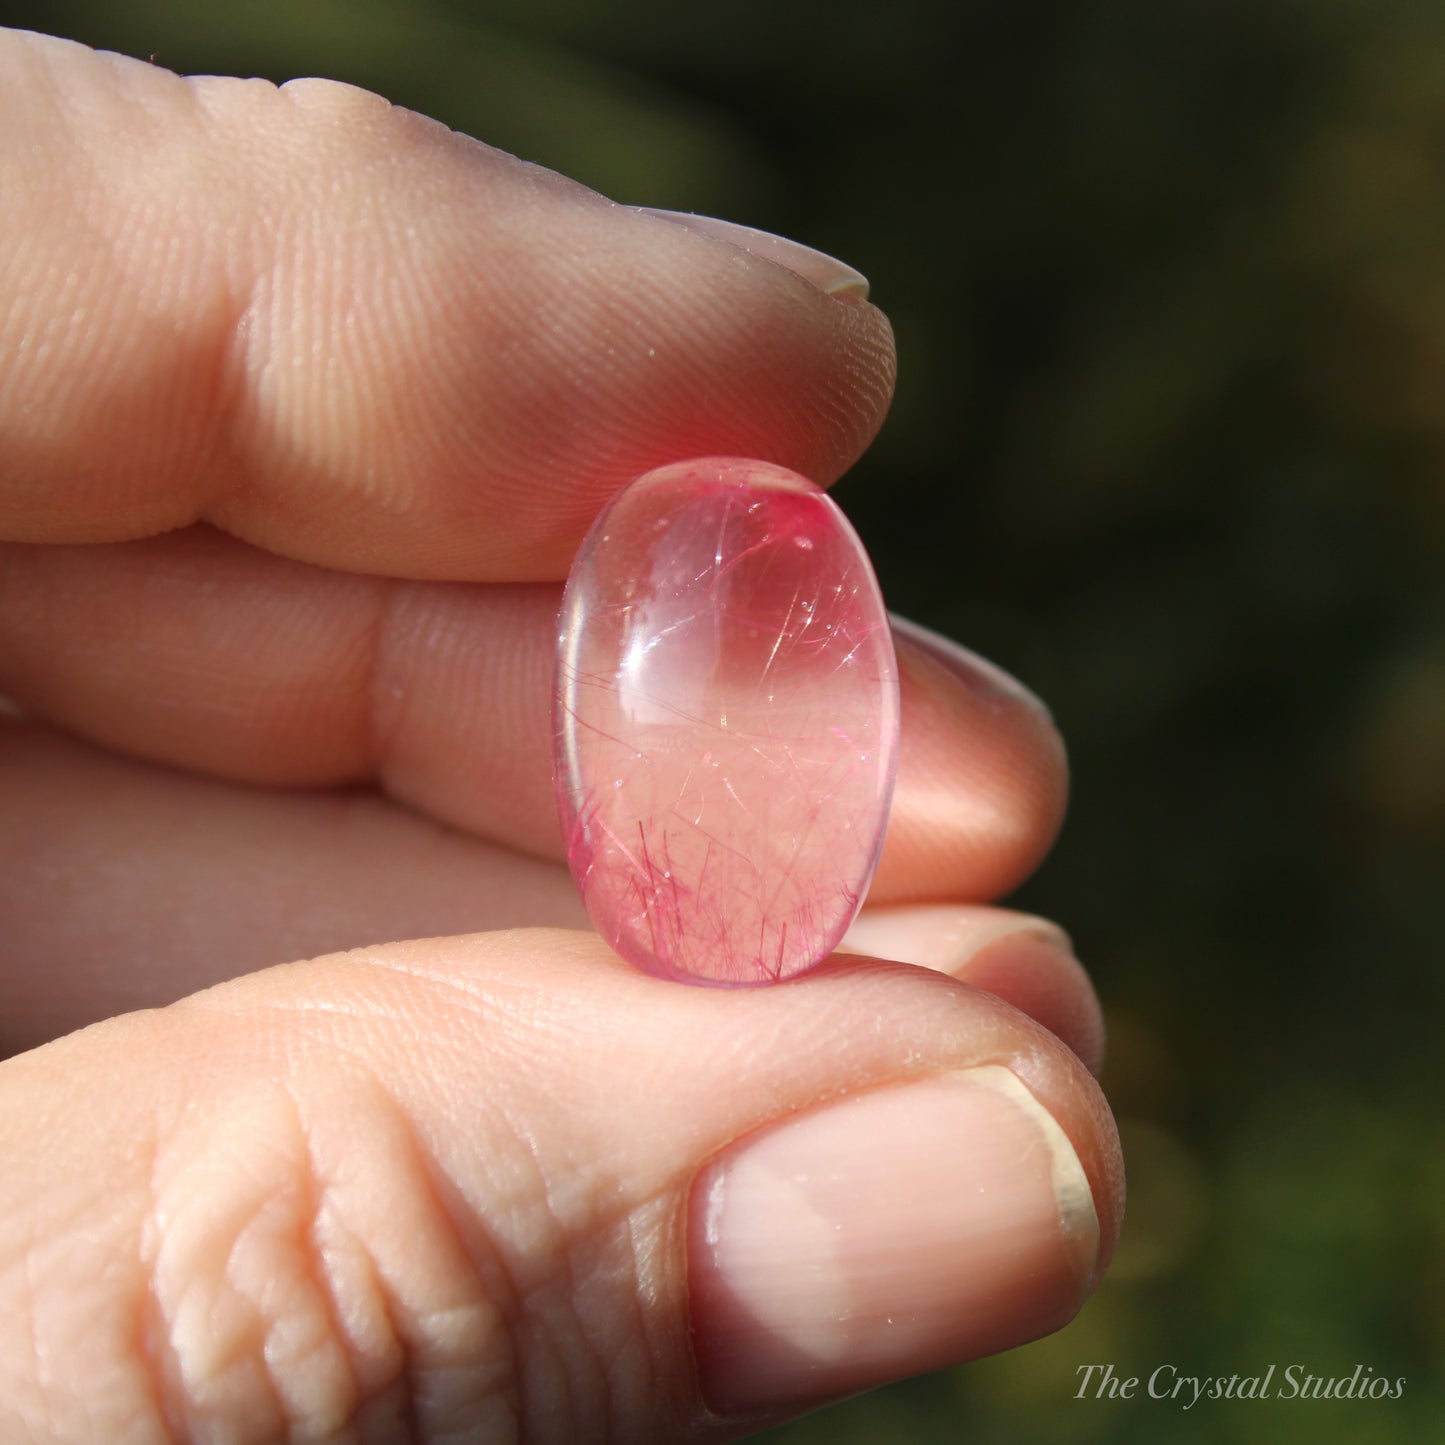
0,30,894,580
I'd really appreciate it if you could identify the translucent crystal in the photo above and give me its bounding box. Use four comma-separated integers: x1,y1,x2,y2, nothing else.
555,457,899,986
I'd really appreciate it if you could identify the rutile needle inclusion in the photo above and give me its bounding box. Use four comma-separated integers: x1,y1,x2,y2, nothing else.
554,457,899,986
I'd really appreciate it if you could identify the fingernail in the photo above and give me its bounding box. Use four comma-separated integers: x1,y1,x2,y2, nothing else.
689,1065,1100,1413
891,614,1053,719
638,207,870,300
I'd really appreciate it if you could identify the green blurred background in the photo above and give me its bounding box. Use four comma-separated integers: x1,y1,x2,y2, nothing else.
4,0,1441,1439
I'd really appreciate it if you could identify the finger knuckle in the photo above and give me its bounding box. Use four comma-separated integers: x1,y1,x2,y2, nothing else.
141,1072,518,1440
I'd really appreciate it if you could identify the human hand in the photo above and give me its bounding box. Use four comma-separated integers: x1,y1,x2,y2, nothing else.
0,28,1122,1443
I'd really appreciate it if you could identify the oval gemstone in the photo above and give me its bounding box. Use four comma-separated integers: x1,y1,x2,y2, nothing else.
554,457,899,986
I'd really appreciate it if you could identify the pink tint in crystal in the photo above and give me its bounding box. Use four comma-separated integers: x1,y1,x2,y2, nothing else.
554,457,899,986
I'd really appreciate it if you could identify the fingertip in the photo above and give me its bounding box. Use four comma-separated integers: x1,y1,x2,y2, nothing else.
960,930,1106,1078
840,906,1106,1075
875,623,1069,903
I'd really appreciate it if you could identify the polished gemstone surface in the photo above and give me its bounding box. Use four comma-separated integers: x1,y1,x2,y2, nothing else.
555,457,899,985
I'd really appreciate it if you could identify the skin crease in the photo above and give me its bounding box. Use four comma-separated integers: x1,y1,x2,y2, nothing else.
0,27,1123,1445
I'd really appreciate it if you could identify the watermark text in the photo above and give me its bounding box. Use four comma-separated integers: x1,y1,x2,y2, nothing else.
1074,1363,1404,1408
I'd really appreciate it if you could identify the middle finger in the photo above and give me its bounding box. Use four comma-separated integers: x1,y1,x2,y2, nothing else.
0,525,1067,900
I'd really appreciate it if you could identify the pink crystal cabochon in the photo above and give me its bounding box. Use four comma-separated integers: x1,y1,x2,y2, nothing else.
554,457,900,986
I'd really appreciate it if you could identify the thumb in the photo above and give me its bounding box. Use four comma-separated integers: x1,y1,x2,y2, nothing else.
0,930,1121,1440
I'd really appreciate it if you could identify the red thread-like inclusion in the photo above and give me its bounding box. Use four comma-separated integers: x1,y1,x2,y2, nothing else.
554,457,899,986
